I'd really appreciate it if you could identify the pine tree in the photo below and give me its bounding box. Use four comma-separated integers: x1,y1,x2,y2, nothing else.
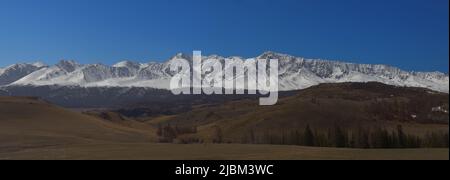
213,126,223,144
334,125,347,148
156,124,163,137
397,125,406,147
304,124,314,146
357,127,370,148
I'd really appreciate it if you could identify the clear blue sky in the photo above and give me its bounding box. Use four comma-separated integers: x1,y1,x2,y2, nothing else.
0,0,448,72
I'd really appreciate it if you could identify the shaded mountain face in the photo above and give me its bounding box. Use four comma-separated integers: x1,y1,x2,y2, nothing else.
1,52,448,93
0,63,46,86
0,85,297,116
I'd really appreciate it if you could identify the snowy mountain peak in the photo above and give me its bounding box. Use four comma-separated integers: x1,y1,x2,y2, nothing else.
258,51,293,60
0,63,46,85
113,61,141,68
32,62,47,68
6,63,38,70
171,53,192,61
56,60,80,73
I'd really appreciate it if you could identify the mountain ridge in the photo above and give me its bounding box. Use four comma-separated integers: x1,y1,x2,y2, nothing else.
1,52,448,93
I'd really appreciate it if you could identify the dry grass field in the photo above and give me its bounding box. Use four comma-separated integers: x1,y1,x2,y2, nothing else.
0,143,447,160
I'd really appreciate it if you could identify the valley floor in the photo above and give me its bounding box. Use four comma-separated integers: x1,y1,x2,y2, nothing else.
0,143,448,160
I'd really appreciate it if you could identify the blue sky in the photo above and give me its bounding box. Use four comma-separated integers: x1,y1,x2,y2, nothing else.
0,0,448,72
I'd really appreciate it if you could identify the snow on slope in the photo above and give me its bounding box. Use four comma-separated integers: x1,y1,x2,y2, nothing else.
4,52,450,93
0,63,47,86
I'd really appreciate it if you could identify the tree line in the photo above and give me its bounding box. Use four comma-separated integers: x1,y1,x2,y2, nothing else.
241,124,449,148
156,123,449,148
156,123,200,143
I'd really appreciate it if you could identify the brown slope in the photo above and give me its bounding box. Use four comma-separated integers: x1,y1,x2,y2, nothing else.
155,82,449,142
0,96,154,152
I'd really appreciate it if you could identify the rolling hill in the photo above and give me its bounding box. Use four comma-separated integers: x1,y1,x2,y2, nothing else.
152,82,449,146
0,96,154,153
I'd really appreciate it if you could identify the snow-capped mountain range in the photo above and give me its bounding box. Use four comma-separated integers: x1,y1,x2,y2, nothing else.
1,52,448,93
